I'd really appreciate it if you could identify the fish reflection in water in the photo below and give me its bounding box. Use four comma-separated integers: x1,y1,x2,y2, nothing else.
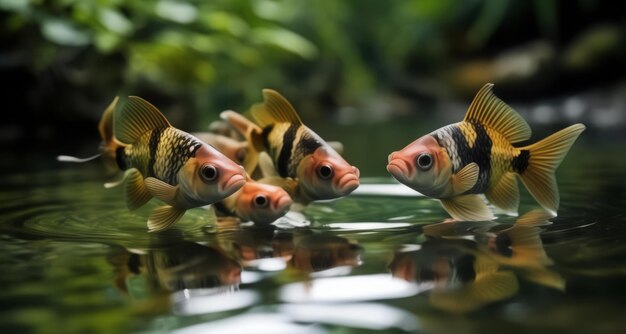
214,225,362,275
389,209,565,313
289,234,362,274
110,241,241,303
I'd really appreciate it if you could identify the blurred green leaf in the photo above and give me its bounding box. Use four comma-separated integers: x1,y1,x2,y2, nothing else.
98,8,133,36
41,18,91,46
155,0,197,24
202,11,249,37
0,0,29,13
251,27,318,59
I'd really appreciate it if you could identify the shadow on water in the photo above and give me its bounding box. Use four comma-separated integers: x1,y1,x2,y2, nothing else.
1,146,626,333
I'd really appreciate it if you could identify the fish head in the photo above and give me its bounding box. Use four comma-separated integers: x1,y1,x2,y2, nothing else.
297,146,360,200
233,180,293,223
179,144,246,204
387,135,452,197
195,132,248,165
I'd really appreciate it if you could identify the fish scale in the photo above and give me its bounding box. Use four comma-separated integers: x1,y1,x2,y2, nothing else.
434,122,520,194
120,127,201,185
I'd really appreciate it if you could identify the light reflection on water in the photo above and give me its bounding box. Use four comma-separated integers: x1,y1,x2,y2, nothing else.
1,153,626,333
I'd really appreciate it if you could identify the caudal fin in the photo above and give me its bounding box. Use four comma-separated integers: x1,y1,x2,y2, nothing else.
220,110,264,174
56,97,120,168
97,97,123,172
519,124,585,215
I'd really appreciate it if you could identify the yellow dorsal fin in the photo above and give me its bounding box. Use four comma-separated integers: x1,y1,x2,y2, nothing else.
251,89,302,127
114,96,171,145
464,83,531,143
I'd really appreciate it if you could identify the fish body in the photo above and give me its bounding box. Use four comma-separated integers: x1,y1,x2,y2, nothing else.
214,177,293,224
387,83,585,221
221,89,360,202
100,96,246,231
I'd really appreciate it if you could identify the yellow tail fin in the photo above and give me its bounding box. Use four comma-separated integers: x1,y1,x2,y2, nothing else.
519,124,585,214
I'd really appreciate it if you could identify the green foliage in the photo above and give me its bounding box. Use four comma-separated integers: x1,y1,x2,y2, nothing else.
0,0,614,130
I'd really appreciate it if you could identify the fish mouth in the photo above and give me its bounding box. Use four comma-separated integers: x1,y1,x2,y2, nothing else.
387,159,411,181
337,173,360,195
221,174,246,194
273,194,293,213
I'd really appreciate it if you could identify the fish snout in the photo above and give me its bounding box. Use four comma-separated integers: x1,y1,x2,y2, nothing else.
337,171,360,195
386,156,412,180
273,194,293,214
220,164,246,194
352,166,360,178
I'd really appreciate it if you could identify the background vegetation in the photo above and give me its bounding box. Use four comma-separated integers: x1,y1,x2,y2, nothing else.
1,0,625,173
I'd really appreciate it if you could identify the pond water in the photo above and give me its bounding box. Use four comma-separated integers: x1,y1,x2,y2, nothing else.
1,143,625,334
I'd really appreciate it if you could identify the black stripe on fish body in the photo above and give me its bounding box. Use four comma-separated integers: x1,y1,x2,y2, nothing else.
287,131,322,176
277,123,299,177
469,122,493,193
511,149,530,174
115,147,127,170
296,133,322,157
148,127,164,178
261,124,274,151
443,123,492,194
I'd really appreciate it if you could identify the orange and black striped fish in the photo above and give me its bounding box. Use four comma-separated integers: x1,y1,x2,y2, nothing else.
63,97,246,232
221,89,360,202
387,83,585,221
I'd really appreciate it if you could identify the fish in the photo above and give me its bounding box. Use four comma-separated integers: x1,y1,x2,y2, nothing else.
387,83,585,221
192,132,294,223
213,176,293,224
67,96,246,232
221,89,360,202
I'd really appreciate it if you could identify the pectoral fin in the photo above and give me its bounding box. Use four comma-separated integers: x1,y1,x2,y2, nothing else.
147,205,186,232
485,172,519,214
440,195,495,221
452,163,479,194
144,177,178,206
124,168,152,210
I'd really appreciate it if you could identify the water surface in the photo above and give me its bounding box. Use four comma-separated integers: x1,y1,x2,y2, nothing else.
1,145,625,333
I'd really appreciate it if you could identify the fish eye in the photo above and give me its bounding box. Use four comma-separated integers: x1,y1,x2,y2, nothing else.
253,194,268,208
200,164,219,182
317,164,334,180
416,153,433,171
